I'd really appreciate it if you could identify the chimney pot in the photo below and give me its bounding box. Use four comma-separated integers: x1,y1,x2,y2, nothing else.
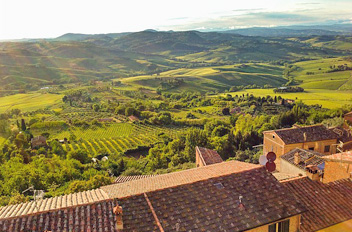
294,152,301,165
114,205,123,230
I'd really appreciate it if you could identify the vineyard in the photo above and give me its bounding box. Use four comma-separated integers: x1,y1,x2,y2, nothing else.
45,107,126,122
58,123,186,156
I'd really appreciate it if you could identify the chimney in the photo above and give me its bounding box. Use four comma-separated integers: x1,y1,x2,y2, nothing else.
306,165,321,181
113,205,123,230
294,152,301,165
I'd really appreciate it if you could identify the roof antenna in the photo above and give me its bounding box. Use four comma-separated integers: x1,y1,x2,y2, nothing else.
23,186,45,211
238,195,245,211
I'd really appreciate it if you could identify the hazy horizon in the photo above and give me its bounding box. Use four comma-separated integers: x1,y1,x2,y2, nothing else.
1,0,351,40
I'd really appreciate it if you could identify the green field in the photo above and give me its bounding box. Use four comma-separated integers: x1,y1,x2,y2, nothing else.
292,58,352,90
223,88,352,109
0,93,63,113
119,63,287,93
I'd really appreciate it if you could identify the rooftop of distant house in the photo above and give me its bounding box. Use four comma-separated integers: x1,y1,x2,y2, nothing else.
282,177,352,232
196,146,223,166
345,111,352,117
281,148,326,170
323,151,352,163
115,175,157,184
264,124,339,144
128,115,139,121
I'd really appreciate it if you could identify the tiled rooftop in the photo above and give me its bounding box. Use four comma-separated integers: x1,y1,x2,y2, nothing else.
0,161,309,232
0,188,109,220
117,167,306,231
196,146,223,165
101,161,259,199
282,177,352,232
281,148,326,170
323,151,352,163
0,199,117,232
267,125,338,144
272,172,300,181
115,175,157,183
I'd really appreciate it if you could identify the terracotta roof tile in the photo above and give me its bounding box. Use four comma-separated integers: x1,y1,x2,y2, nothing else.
0,162,308,232
0,200,117,232
0,188,109,220
115,175,157,184
323,151,352,163
117,167,306,232
282,177,352,232
101,161,259,199
267,125,338,144
196,146,223,165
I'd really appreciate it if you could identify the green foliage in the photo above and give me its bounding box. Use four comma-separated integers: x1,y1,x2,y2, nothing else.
67,149,90,164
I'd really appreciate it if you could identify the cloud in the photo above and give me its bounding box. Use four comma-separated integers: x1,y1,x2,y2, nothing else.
232,8,265,12
297,2,321,5
159,9,352,31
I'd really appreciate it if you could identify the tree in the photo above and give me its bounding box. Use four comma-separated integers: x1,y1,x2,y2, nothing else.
67,150,89,164
93,104,100,112
125,107,135,116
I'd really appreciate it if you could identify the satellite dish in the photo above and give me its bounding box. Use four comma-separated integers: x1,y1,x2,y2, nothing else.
266,162,276,172
263,152,277,172
259,155,268,165
266,152,277,162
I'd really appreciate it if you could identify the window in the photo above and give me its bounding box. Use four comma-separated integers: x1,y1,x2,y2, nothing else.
324,145,330,153
268,219,290,232
308,147,314,151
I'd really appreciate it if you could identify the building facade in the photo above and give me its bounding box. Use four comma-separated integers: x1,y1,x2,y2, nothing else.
263,125,338,170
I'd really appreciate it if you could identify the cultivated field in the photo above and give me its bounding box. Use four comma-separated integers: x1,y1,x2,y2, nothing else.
0,93,63,113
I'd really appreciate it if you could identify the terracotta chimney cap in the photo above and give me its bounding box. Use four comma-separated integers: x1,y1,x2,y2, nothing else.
114,205,123,215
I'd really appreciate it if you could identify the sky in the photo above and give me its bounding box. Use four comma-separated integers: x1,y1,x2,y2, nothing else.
0,0,351,40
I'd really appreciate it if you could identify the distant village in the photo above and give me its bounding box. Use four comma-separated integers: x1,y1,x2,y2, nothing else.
1,112,352,231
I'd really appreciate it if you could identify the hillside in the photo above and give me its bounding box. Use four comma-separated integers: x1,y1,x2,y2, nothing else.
0,30,351,93
119,63,286,93
290,57,352,90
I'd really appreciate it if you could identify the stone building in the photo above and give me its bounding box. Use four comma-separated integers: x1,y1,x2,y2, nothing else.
263,125,338,170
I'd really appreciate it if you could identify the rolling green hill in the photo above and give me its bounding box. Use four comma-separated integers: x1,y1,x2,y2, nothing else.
0,30,351,93
119,63,287,93
291,57,352,90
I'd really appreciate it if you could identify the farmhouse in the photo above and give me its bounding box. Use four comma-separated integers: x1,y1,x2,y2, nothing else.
30,135,47,149
263,125,338,170
128,115,139,122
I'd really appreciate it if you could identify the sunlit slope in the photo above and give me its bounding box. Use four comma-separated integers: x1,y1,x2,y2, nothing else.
0,93,63,113
219,88,352,109
120,63,286,93
291,58,352,90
